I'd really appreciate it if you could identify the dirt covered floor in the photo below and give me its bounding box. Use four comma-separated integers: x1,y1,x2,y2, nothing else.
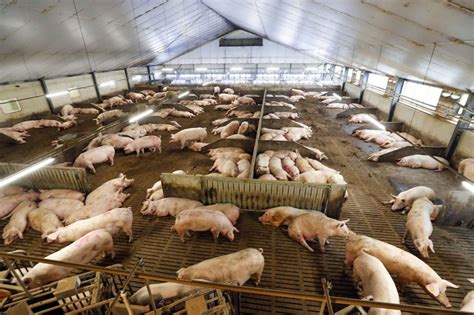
0,93,472,314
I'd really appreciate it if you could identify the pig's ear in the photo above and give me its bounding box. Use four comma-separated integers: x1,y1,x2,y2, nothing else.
389,199,395,204
390,194,397,198
341,219,350,224
425,283,440,297
176,268,184,275
443,280,459,289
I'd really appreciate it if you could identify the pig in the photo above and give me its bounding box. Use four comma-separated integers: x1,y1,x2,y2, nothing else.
220,121,240,138
118,127,147,139
177,248,264,286
2,201,37,245
0,191,40,219
272,134,287,141
291,88,305,96
399,132,423,145
27,208,63,239
73,145,115,174
21,229,114,289
122,123,139,132
39,119,62,128
72,107,100,115
273,112,299,119
461,291,474,313
260,133,275,140
304,146,328,161
226,134,249,140
459,158,474,181
288,212,351,252
237,159,250,179
213,86,221,95
130,282,200,306
39,198,84,220
212,118,230,126
294,170,329,184
352,251,401,315
152,108,175,118
283,127,311,142
11,120,43,131
208,147,245,157
124,135,162,156
258,206,309,227
141,197,203,216
126,92,145,102
147,189,164,201
185,104,204,115
348,114,378,124
238,121,249,135
219,93,238,104
169,110,195,118
269,157,289,180
261,128,286,135
368,147,400,161
345,234,459,308
295,158,314,173
306,158,339,174
170,128,207,149
209,158,238,177
0,185,25,198
39,189,85,201
145,171,184,198
59,120,77,130
47,207,133,243
282,157,300,178
100,134,134,149
236,96,256,106
258,174,277,180
389,186,436,211
397,155,448,171
0,128,29,143
61,105,74,117
222,88,234,94
86,173,134,203
187,142,208,151
200,94,215,100
143,123,178,132
94,109,123,124
172,208,238,241
194,204,240,225
403,197,441,258
353,129,391,141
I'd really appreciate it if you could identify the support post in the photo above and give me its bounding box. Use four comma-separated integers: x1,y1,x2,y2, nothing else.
146,65,152,83
124,68,131,91
388,78,405,121
90,72,102,102
38,77,55,113
446,93,473,160
341,66,349,91
330,64,336,81
358,70,369,104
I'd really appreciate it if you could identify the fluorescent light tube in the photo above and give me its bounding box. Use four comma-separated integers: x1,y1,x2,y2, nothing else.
99,80,115,87
230,67,243,71
266,67,279,71
129,109,153,123
178,91,190,98
132,75,142,81
365,115,386,130
162,68,174,71
0,157,55,188
45,91,69,98
195,67,207,71
462,181,474,193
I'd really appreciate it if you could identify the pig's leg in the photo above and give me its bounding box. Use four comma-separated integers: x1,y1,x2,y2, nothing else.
296,234,314,252
86,161,96,174
136,150,140,157
180,139,185,149
318,237,327,252
124,225,133,242
108,154,114,166
401,229,408,244
255,264,264,286
211,228,220,240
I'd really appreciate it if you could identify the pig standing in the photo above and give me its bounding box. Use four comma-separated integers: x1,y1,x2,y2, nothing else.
345,234,459,308
141,197,203,216
389,186,436,212
124,135,162,156
39,189,85,201
172,209,238,241
288,212,351,252
258,206,309,227
170,128,207,149
39,198,84,220
21,229,114,288
0,191,40,219
194,204,239,224
213,86,220,95
47,208,133,243
352,251,401,315
27,208,63,239
2,201,37,245
459,158,474,181
177,248,264,286
73,145,115,174
397,155,448,171
130,283,200,306
403,197,441,258
218,94,238,104
100,134,134,150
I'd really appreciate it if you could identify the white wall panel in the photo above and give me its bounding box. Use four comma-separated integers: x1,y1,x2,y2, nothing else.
0,82,49,124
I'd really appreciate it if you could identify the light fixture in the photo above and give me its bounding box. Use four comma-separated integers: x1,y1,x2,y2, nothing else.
266,67,279,71
129,109,153,123
45,91,69,98
230,67,243,71
365,115,386,130
132,75,142,81
305,67,317,71
202,82,212,86
332,93,342,100
441,91,452,97
162,68,174,72
0,157,55,188
178,91,190,98
450,93,460,100
195,67,207,72
462,181,474,193
99,80,115,88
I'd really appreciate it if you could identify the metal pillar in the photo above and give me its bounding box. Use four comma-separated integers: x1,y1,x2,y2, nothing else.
341,66,349,91
388,78,405,121
445,93,473,160
146,65,152,83
330,65,336,81
358,71,369,104
124,68,131,91
38,77,55,113
90,72,102,102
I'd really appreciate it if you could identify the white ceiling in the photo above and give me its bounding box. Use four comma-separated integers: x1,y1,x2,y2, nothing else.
0,0,473,91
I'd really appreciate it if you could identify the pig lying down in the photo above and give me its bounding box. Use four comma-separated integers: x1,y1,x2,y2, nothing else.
130,282,201,306
177,248,264,286
397,155,448,171
19,229,114,289
459,158,474,181
2,201,37,245
27,208,63,239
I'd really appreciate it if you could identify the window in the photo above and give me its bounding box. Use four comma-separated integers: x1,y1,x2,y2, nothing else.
401,81,442,108
1,98,21,113
367,73,389,90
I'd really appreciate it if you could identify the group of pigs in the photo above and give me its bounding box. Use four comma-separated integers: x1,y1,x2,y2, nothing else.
211,120,255,140
0,118,77,144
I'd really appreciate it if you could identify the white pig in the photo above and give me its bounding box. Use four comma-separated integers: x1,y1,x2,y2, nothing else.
2,201,37,245
130,282,200,305
194,203,240,225
256,153,270,176
209,158,238,177
461,291,474,313
100,134,134,150
141,197,203,216
27,208,63,239
220,121,240,138
269,157,289,180
170,128,207,149
348,114,378,124
288,212,352,252
352,251,401,315
124,135,162,156
345,234,459,308
177,248,264,286
282,157,300,178
47,208,133,243
218,93,238,104
0,191,40,219
94,109,123,124
459,158,474,181
397,155,448,171
0,185,26,198
172,208,238,241
21,229,114,288
73,145,115,174
258,174,277,180
39,198,84,220
258,206,309,227
389,186,436,211
39,189,85,202
61,105,74,117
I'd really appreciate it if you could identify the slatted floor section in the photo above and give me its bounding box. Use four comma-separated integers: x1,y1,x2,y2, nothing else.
0,96,472,314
